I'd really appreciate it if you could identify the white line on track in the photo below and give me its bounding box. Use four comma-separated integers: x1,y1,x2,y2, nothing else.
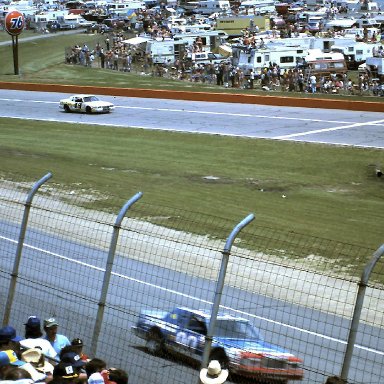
0,97,378,124
275,119,384,139
1,234,383,357
1,99,384,148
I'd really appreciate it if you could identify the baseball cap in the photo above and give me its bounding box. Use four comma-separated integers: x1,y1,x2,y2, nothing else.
0,325,22,343
0,350,25,367
71,338,83,347
61,352,85,367
43,318,59,328
25,316,41,328
53,363,79,379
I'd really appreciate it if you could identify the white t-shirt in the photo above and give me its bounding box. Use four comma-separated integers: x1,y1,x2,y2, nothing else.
20,338,58,360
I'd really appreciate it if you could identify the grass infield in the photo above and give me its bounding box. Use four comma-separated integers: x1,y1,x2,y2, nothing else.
1,118,383,253
1,31,384,266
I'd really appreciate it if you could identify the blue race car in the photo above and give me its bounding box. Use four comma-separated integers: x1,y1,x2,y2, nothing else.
132,307,304,383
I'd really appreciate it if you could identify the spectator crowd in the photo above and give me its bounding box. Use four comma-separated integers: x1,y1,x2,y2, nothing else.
63,28,384,97
0,317,128,384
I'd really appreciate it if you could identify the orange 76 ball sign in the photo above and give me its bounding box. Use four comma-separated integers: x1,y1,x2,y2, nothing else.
5,10,25,36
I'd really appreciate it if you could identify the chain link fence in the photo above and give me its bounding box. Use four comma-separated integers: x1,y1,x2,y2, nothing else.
1,174,383,384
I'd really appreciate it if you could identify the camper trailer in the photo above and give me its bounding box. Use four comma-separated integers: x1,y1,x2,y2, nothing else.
331,41,382,68
146,30,228,63
195,0,230,15
360,56,384,81
232,45,307,71
107,0,145,16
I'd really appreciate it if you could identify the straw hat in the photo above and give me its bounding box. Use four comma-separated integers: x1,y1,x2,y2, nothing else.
199,360,229,384
21,348,54,374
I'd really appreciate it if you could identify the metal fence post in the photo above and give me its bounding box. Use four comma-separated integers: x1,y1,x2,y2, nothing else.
200,213,255,376
90,192,143,357
2,172,53,326
340,244,384,382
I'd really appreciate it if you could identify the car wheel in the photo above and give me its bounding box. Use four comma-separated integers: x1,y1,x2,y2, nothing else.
64,104,70,113
146,329,164,355
85,106,92,114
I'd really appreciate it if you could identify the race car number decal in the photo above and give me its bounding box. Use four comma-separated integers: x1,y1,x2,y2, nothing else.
176,332,198,349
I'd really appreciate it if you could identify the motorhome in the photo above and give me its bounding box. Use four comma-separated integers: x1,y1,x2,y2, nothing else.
178,0,199,11
3,0,38,16
361,56,384,81
232,45,307,71
215,14,270,36
146,30,228,63
195,0,231,15
29,10,69,29
343,27,381,40
107,0,145,16
331,41,382,68
264,35,347,53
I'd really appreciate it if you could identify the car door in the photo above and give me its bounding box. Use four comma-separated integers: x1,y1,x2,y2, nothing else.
174,311,206,359
73,97,84,112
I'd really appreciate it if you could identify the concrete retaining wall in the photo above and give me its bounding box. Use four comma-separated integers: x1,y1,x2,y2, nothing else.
0,81,382,112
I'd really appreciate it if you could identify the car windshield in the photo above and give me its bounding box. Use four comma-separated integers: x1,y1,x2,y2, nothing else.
83,96,99,102
213,319,262,339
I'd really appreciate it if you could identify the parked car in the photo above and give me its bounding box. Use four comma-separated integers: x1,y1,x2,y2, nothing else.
132,306,304,382
59,95,115,114
47,21,77,31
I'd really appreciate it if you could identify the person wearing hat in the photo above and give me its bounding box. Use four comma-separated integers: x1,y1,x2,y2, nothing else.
21,348,54,376
0,325,22,356
199,360,229,384
24,316,43,339
0,349,25,379
0,349,46,382
0,325,22,344
51,362,85,383
71,338,89,362
43,318,71,355
20,316,58,362
60,351,87,381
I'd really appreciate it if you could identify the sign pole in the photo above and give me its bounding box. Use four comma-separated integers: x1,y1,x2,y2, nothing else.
5,10,24,75
12,35,19,75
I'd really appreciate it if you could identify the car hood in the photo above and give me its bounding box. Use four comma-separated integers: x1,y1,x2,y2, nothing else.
214,337,292,356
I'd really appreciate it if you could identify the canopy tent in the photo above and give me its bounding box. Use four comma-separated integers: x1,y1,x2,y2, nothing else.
122,36,151,46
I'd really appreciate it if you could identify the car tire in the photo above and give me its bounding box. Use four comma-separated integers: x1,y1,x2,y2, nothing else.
85,106,92,114
64,104,70,113
146,329,164,355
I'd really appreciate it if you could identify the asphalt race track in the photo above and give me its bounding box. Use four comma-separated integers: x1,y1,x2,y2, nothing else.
0,89,384,148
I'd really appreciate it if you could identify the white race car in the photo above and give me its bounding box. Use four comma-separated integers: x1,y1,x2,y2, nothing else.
59,94,114,114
